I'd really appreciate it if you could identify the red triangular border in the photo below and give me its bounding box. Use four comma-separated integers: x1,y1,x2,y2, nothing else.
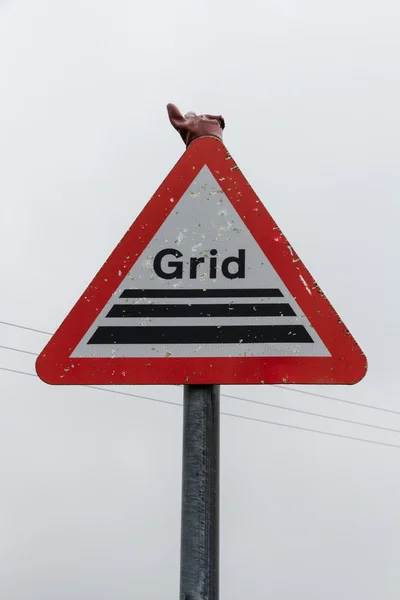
36,137,367,385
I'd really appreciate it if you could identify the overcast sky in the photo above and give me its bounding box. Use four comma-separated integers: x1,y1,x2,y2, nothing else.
0,1,399,598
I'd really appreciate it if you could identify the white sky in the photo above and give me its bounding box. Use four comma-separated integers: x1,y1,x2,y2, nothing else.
0,0,399,598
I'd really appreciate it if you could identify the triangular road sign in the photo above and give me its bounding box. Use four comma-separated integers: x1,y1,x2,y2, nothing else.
36,137,367,386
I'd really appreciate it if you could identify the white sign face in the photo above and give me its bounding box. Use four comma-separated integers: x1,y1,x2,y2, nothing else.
71,166,330,359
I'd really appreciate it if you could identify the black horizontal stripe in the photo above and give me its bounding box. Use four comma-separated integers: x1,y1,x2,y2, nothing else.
106,303,296,318
88,325,313,345
120,288,284,298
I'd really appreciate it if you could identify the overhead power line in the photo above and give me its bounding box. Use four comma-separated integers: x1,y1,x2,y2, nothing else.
0,344,396,434
0,320,52,336
222,393,400,436
0,366,182,408
0,321,400,420
88,384,182,407
0,344,37,357
0,319,382,414
220,411,400,450
268,386,400,417
0,318,388,414
0,365,399,451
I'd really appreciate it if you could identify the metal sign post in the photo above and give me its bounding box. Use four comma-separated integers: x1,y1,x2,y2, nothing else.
168,106,225,600
180,384,220,600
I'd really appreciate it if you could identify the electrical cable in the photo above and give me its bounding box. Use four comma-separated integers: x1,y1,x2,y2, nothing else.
221,393,400,435
1,365,399,451
269,386,400,417
0,344,37,356
0,336,398,431
1,318,393,416
0,320,52,336
1,342,399,436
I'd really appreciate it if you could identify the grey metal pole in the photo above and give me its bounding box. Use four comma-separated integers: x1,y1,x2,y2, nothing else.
180,384,220,600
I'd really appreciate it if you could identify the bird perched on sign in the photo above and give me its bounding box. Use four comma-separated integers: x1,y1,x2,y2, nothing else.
167,103,225,147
